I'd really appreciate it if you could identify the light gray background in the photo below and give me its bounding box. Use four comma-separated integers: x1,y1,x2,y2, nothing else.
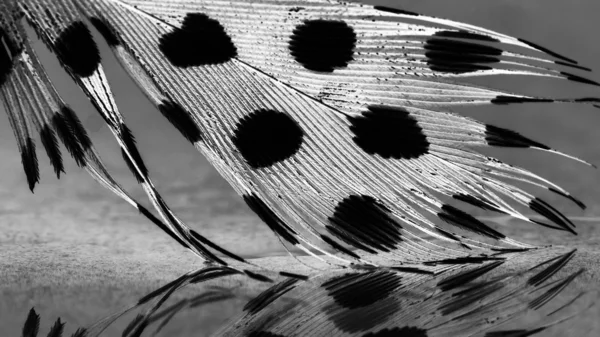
1,0,600,335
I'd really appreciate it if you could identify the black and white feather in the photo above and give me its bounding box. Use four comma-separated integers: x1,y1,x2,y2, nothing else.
3,0,600,335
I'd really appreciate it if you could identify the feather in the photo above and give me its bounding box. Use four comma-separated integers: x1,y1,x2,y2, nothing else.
4,0,600,335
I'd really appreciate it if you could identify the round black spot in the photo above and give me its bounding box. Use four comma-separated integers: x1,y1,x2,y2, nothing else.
232,109,304,168
159,13,237,67
362,326,428,337
327,195,403,253
54,21,101,77
424,31,502,74
348,106,429,159
0,26,23,85
289,20,356,72
158,99,203,143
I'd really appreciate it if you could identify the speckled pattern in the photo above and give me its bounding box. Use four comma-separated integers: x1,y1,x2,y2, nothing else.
1,0,600,335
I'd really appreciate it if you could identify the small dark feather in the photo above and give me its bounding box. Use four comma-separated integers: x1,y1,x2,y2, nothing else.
137,205,190,249
54,21,101,77
137,274,189,305
40,124,64,178
46,318,65,337
21,137,40,192
158,99,202,143
22,307,40,337
452,193,502,212
243,278,299,314
485,124,550,149
528,198,576,234
560,71,600,87
119,123,148,181
438,204,505,239
527,250,576,286
437,260,504,291
289,19,356,72
321,234,361,259
70,328,87,337
244,270,274,283
243,193,300,245
491,95,554,105
518,38,578,64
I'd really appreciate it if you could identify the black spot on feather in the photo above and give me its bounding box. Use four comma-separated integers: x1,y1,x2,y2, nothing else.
289,20,356,72
0,26,21,86
322,271,402,309
373,6,419,16
424,33,502,73
54,21,101,77
243,193,300,245
159,13,237,67
120,123,148,182
21,307,40,337
362,326,428,337
327,195,403,253
244,278,299,314
348,106,429,159
21,138,39,192
485,124,550,149
158,100,202,143
437,260,504,291
89,17,120,47
438,204,505,239
39,124,64,178
232,109,304,168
